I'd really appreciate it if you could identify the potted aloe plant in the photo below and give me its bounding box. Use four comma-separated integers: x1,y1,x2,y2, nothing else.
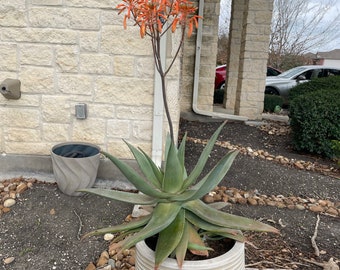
81,0,279,269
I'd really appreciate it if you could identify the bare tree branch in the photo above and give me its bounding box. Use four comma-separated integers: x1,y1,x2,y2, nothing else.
269,0,340,70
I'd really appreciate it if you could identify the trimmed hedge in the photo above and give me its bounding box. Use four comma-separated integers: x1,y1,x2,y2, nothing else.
289,88,340,158
264,94,283,112
289,75,340,101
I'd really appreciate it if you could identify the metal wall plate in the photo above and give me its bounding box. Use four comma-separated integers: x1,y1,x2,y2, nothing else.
75,103,87,119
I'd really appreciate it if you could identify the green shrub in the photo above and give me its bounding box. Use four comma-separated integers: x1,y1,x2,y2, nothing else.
264,94,283,112
289,88,340,158
289,75,340,101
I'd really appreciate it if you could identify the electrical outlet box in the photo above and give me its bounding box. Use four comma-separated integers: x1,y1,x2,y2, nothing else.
75,103,87,119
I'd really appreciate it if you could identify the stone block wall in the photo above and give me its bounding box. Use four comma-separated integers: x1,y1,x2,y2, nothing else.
180,0,219,113
181,0,274,120
225,0,273,119
0,1,180,158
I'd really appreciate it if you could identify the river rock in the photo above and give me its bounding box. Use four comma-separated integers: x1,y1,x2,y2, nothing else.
16,182,28,194
97,251,109,267
104,233,114,241
4,198,16,208
85,262,96,270
3,257,15,264
309,205,324,213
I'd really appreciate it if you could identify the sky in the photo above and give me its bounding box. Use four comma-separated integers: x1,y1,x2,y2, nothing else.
307,0,340,52
218,0,340,53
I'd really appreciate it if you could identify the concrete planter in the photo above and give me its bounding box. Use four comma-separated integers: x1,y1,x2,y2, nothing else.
135,239,245,270
51,142,100,196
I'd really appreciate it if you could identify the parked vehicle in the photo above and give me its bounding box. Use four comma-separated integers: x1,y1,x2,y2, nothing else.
265,65,340,103
215,65,281,90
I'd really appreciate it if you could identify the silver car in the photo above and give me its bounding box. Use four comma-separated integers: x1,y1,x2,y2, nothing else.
265,65,340,103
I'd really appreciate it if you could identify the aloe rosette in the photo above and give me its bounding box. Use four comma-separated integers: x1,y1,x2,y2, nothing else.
81,122,279,269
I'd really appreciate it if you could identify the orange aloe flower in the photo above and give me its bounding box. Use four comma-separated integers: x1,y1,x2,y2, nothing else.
116,0,202,141
117,0,201,38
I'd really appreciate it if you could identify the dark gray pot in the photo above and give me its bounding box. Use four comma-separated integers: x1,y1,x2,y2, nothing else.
51,142,100,196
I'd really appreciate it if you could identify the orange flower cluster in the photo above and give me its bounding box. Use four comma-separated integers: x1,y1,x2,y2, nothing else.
117,0,201,38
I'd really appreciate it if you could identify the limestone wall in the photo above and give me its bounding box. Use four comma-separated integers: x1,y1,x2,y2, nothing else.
180,0,219,113
0,1,180,158
181,0,274,120
225,0,273,119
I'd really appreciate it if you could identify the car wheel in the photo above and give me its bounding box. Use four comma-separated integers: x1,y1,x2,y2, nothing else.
219,82,225,90
265,87,279,95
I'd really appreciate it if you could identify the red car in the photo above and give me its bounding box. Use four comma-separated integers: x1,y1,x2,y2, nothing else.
215,64,281,90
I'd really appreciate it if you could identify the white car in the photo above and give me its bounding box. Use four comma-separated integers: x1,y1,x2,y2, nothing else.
265,65,340,103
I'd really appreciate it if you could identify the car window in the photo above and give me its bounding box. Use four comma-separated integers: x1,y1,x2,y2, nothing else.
317,69,337,78
310,69,322,79
278,66,307,78
296,70,311,80
267,68,280,76
295,69,322,80
328,69,340,76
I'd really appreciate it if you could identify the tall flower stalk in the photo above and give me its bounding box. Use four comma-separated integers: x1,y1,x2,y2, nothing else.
117,0,201,142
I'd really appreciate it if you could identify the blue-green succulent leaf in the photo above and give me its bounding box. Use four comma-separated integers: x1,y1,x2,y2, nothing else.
101,151,170,199
139,147,164,183
155,209,185,268
121,202,182,250
186,150,238,200
79,188,157,205
172,150,237,202
185,210,245,242
183,200,279,233
182,121,226,190
124,140,162,189
187,242,213,251
81,214,151,239
186,222,209,256
162,141,184,193
175,221,190,268
177,133,188,180
164,133,172,168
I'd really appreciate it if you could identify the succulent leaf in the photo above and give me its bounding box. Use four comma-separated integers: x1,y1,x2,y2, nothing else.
120,202,182,250
124,140,162,189
185,211,245,242
206,231,245,243
175,221,190,268
187,222,209,256
164,133,172,166
139,147,164,183
181,121,227,190
81,214,151,240
186,150,238,201
183,200,279,234
162,141,185,193
208,201,231,210
79,188,157,205
154,209,185,268
101,151,170,199
187,242,213,252
177,133,188,179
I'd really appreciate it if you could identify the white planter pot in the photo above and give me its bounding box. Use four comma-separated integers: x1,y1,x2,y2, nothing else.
135,239,245,270
51,142,100,196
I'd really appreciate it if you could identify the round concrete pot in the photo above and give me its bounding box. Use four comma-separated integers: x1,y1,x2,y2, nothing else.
51,142,100,196
135,239,245,270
